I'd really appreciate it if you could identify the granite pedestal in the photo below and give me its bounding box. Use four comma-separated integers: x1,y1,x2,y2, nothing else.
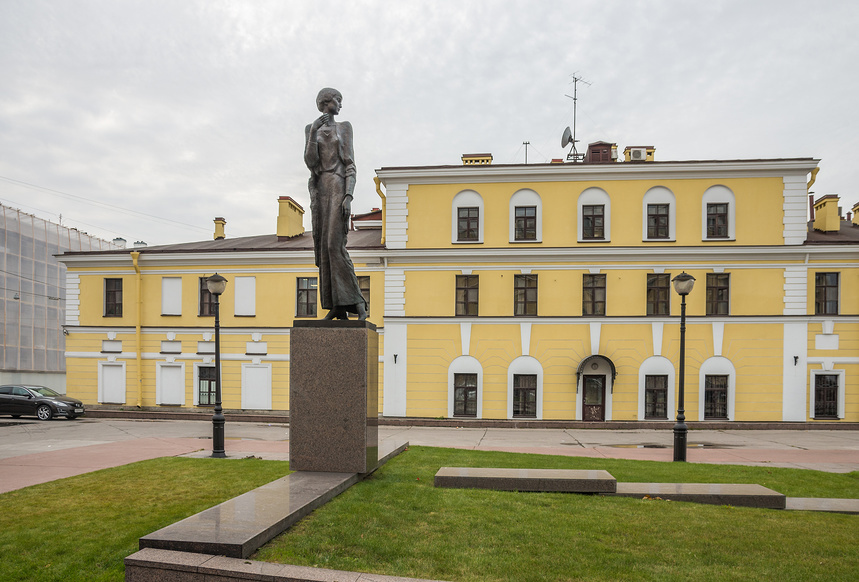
289,320,378,473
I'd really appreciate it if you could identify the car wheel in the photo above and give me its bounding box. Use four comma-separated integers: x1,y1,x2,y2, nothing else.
36,405,53,421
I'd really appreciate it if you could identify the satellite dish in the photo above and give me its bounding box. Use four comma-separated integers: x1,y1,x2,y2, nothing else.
561,126,573,148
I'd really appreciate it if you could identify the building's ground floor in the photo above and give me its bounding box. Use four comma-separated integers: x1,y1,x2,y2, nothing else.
63,317,858,423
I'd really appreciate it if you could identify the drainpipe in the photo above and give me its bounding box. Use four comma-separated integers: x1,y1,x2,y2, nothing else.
374,176,387,245
131,251,143,407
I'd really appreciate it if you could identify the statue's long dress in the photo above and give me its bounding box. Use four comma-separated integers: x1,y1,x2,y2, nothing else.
311,122,365,313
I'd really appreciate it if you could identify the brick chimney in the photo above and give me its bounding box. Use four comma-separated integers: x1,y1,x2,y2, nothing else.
213,217,226,240
462,153,493,165
812,195,840,233
277,196,305,239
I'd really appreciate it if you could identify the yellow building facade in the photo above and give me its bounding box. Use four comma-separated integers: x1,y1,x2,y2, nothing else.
60,157,859,424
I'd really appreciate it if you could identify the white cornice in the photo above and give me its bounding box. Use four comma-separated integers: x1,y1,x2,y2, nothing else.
57,249,385,268
379,245,855,264
375,159,820,186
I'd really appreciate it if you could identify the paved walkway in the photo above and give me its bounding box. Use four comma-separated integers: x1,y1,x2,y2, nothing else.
1,418,857,494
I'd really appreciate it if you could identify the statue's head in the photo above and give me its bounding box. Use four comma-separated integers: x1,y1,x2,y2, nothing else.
316,88,342,113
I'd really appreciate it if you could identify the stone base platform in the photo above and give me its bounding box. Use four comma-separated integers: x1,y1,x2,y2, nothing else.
434,468,787,509
785,497,859,514
434,467,617,493
611,482,786,509
139,440,407,559
125,548,448,582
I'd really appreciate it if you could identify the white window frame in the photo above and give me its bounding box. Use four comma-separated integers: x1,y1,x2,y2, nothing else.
698,356,736,421
638,356,676,421
451,190,484,244
241,363,273,410
701,185,736,241
642,186,676,241
577,187,611,242
509,189,542,243
809,368,845,420
448,356,483,419
507,355,543,420
155,361,186,406
161,277,182,316
97,361,126,404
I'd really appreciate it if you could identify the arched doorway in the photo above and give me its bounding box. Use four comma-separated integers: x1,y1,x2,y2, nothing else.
576,355,617,421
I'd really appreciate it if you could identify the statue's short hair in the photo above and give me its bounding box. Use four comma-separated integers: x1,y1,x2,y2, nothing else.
316,88,342,112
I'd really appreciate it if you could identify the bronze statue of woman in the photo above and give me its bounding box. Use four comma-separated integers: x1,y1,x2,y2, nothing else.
304,88,367,320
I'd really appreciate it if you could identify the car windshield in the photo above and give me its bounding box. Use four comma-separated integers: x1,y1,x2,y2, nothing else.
29,386,60,397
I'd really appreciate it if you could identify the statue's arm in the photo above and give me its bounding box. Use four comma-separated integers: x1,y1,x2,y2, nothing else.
341,121,356,198
304,123,319,169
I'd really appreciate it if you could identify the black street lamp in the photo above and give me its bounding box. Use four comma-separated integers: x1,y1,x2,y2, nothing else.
206,273,228,458
671,271,695,462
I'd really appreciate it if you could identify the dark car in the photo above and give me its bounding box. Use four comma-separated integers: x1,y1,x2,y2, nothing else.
0,385,85,420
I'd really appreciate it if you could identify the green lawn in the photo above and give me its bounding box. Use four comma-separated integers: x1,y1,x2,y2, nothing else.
0,457,289,582
255,447,859,582
1,448,856,582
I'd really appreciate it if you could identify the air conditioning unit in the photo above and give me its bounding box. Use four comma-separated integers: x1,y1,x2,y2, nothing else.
630,148,647,161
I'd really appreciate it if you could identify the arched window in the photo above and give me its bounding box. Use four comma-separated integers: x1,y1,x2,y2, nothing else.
577,187,611,242
509,189,542,243
698,356,736,421
638,356,675,420
448,356,483,418
507,356,543,419
451,190,484,244
701,185,736,241
642,186,676,241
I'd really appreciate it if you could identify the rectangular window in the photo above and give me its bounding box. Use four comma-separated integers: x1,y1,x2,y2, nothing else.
455,275,479,316
815,273,839,315
583,274,606,316
646,274,670,316
514,206,537,241
161,277,182,316
453,373,478,417
582,205,605,240
457,207,479,241
704,375,728,419
647,204,670,239
234,276,256,317
513,374,537,418
199,278,216,316
104,278,122,317
706,203,729,238
706,273,730,315
198,366,217,406
296,277,318,317
514,274,538,316
814,374,839,419
358,276,370,314
644,375,668,419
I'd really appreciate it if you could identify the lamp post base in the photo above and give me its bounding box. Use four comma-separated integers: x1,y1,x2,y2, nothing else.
212,411,226,458
673,421,688,462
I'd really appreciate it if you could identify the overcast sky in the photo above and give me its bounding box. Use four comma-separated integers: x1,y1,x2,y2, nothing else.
1,1,857,246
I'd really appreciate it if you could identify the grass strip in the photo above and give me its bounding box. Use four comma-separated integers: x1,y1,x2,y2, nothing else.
0,457,288,582
255,446,859,582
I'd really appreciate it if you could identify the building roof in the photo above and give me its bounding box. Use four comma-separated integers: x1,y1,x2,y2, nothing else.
804,220,859,245
60,229,384,256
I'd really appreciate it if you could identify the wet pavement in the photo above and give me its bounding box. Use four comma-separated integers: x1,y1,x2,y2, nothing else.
1,417,857,494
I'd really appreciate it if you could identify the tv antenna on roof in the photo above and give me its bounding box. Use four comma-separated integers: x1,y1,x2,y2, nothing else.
562,73,591,162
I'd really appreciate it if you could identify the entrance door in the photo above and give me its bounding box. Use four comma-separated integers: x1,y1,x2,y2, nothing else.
583,375,605,421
